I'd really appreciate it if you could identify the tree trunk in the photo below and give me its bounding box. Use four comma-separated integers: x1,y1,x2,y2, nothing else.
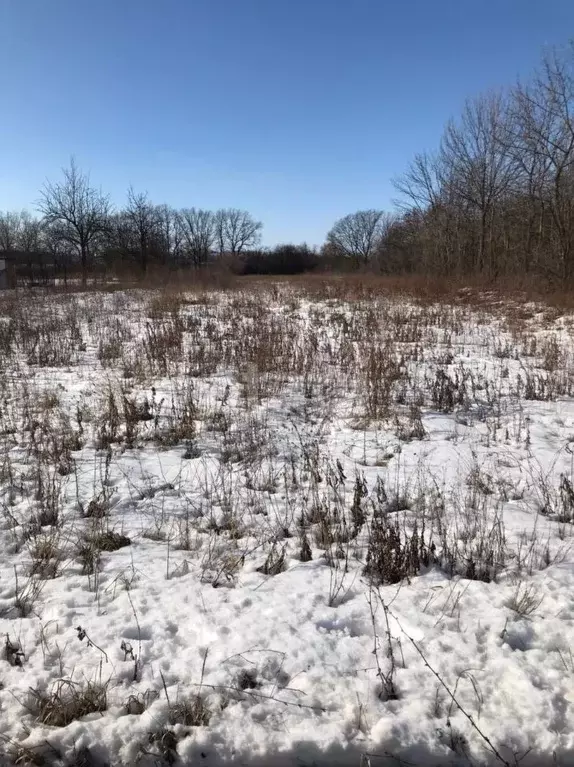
81,244,87,287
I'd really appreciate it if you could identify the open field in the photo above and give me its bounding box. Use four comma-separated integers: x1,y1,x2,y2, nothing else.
1,279,574,766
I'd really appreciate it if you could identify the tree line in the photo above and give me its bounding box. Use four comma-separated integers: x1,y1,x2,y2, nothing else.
0,159,265,283
0,161,324,282
4,43,574,284
325,44,574,283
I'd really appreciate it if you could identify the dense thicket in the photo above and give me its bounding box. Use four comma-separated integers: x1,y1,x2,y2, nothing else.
324,45,574,283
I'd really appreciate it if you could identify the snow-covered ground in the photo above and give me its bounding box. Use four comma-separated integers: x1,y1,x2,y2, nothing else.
1,283,574,766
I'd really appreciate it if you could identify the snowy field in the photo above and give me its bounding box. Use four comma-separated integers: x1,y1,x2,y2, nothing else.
1,281,574,766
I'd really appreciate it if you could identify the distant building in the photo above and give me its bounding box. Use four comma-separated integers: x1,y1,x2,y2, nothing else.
0,251,56,288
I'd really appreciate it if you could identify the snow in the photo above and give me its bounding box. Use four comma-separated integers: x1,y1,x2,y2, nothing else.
1,285,574,766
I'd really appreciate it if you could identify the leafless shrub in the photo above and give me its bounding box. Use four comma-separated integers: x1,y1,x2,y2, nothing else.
97,318,131,366
505,581,543,617
350,474,368,536
98,337,123,366
394,405,427,442
541,336,563,372
172,509,200,551
96,530,131,551
79,452,113,520
558,474,574,523
142,318,184,376
430,367,468,412
361,343,405,420
368,588,400,702
364,515,435,584
447,491,507,582
84,497,110,519
75,537,101,576
25,322,80,368
148,291,185,320
298,527,312,561
95,388,121,450
32,466,65,528
76,527,130,576
537,472,574,523
10,568,44,618
201,538,243,587
256,542,286,576
156,382,196,446
28,531,63,579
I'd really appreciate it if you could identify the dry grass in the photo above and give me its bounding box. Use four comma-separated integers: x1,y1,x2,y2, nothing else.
167,694,211,726
29,679,108,727
0,275,573,763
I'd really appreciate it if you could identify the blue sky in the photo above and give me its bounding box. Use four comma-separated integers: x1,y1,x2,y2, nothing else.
0,0,573,246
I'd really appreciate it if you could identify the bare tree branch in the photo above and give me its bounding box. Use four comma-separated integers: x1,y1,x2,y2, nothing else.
37,158,111,284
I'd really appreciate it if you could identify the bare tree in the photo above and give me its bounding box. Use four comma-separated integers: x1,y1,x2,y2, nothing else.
215,208,262,255
326,210,386,266
42,223,75,284
440,92,517,275
18,211,43,253
393,151,444,213
176,208,216,267
0,210,44,254
385,48,574,281
392,151,462,274
0,211,22,252
125,187,159,273
155,204,183,265
508,47,574,280
37,158,111,284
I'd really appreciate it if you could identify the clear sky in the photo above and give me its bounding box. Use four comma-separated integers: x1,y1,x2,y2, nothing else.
0,0,573,246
